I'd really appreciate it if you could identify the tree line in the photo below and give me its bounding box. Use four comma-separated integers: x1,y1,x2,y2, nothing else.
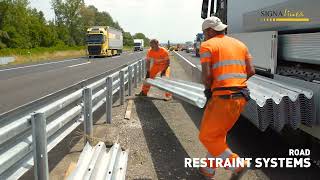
0,0,150,49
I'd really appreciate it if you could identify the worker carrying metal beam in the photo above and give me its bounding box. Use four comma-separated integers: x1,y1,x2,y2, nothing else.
137,39,172,101
198,16,256,179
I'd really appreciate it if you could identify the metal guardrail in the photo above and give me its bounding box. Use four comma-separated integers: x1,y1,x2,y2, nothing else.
145,77,206,108
0,59,145,180
67,142,128,180
244,75,315,132
0,56,15,65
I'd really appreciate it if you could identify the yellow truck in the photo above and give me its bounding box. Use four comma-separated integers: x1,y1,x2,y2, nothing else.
86,26,123,57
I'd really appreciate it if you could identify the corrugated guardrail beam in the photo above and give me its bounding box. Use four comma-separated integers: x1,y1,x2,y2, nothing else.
145,77,206,108
0,59,145,179
67,142,128,180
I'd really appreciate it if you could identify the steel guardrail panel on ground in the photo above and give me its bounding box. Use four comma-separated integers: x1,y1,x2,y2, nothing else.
67,142,128,180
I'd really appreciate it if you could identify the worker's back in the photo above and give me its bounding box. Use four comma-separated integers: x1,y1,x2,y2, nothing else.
200,34,250,93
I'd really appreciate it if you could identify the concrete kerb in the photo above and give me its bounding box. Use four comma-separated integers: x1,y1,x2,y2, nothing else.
172,51,202,83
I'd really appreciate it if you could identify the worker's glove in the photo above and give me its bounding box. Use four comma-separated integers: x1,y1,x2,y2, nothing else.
145,71,150,79
239,88,251,101
204,89,212,101
160,70,166,77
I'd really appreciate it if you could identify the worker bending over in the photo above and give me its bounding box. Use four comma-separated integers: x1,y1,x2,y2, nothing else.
198,16,255,179
137,39,172,100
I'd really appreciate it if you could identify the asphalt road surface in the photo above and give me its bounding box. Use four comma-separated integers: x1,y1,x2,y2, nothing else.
0,51,145,113
176,51,201,67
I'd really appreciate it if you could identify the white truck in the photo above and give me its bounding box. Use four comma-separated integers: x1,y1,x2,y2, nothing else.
133,39,144,51
201,0,320,157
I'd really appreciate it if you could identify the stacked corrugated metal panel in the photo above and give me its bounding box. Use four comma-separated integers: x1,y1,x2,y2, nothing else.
145,72,316,132
67,142,128,180
279,32,320,65
243,75,316,132
173,49,318,133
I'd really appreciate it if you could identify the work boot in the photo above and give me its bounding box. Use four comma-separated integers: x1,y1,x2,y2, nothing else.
229,160,250,180
135,91,147,97
198,167,215,180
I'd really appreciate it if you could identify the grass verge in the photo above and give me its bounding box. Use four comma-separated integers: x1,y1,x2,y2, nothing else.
0,46,86,66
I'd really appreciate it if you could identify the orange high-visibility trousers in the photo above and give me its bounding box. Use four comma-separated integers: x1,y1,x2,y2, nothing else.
199,96,247,158
142,64,172,97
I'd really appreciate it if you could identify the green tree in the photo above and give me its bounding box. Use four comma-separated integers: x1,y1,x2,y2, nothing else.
51,0,85,45
0,0,60,48
0,0,149,50
0,30,9,49
133,33,150,46
1,0,32,48
123,32,133,46
80,5,97,28
94,11,123,31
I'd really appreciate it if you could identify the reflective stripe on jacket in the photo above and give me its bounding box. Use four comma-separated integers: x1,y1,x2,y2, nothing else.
146,47,169,65
200,34,251,94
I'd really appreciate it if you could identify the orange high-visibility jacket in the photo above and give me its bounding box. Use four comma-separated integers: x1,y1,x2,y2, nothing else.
200,34,251,92
146,47,170,65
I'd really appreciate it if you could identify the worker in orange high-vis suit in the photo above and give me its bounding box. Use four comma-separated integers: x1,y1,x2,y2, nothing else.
136,39,172,100
198,16,255,180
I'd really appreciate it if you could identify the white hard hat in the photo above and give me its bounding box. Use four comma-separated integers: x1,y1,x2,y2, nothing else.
202,16,228,31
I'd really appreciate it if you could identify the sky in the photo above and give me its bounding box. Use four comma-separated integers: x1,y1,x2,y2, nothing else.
29,0,204,43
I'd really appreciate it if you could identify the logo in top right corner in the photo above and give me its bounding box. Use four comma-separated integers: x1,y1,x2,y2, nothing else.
260,8,310,22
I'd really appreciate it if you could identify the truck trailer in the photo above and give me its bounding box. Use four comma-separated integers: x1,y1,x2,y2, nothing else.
201,0,320,145
133,39,144,51
86,26,123,57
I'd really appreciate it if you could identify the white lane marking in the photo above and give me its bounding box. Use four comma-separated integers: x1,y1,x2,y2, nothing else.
111,56,120,59
68,61,91,68
0,58,83,72
129,52,134,55
173,51,197,68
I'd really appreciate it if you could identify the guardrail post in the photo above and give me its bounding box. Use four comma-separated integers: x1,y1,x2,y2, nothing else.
106,76,113,124
138,60,142,82
83,87,93,144
134,64,138,88
120,70,125,105
31,112,49,180
128,66,133,96
142,59,146,78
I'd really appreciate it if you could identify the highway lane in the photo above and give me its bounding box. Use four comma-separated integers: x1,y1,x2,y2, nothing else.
0,51,138,80
0,51,145,113
0,57,89,80
174,51,201,67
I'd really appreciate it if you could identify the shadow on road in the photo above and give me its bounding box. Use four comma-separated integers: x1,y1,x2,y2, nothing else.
134,97,203,179
179,98,320,180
